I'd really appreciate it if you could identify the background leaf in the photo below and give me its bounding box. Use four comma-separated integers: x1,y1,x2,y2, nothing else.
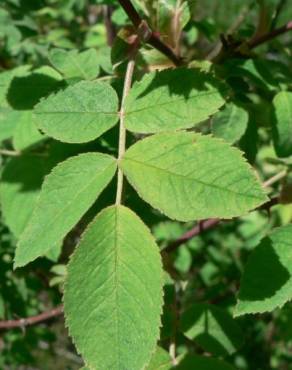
212,102,249,144
0,155,49,237
49,48,100,81
180,303,243,356
272,91,292,158
175,354,236,370
235,224,292,316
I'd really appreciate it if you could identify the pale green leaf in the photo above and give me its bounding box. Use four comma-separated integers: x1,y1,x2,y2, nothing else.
212,103,248,143
180,303,243,356
146,347,172,370
235,224,292,316
14,153,117,267
272,91,292,157
124,68,226,133
121,132,267,222
64,205,163,370
49,48,100,81
34,81,119,143
12,111,44,151
175,354,236,370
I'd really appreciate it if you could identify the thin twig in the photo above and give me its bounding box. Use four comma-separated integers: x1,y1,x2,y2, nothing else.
164,219,220,254
102,5,116,46
0,305,63,330
0,149,21,156
118,0,141,28
263,170,287,188
248,20,292,49
207,4,251,60
213,20,292,63
116,57,136,205
117,0,182,66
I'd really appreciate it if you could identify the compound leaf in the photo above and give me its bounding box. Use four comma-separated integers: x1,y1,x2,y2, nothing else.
235,224,292,316
14,153,117,267
34,81,119,143
121,132,267,221
272,91,292,157
49,48,100,81
180,303,243,356
124,68,226,133
64,205,163,370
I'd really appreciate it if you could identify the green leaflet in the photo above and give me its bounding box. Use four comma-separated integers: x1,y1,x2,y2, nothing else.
121,132,267,222
124,68,226,133
14,153,117,268
180,303,243,356
272,91,292,157
235,224,292,316
64,205,163,370
34,81,119,143
212,102,249,144
49,48,100,81
175,354,236,370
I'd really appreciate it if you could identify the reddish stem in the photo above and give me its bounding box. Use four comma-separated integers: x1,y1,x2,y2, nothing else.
0,305,63,330
248,21,292,49
117,0,182,66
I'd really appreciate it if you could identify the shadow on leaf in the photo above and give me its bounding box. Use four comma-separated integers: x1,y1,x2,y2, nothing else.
135,67,227,101
7,73,65,110
238,237,290,301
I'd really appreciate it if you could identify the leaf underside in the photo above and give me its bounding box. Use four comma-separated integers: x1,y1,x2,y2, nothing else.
49,48,100,81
